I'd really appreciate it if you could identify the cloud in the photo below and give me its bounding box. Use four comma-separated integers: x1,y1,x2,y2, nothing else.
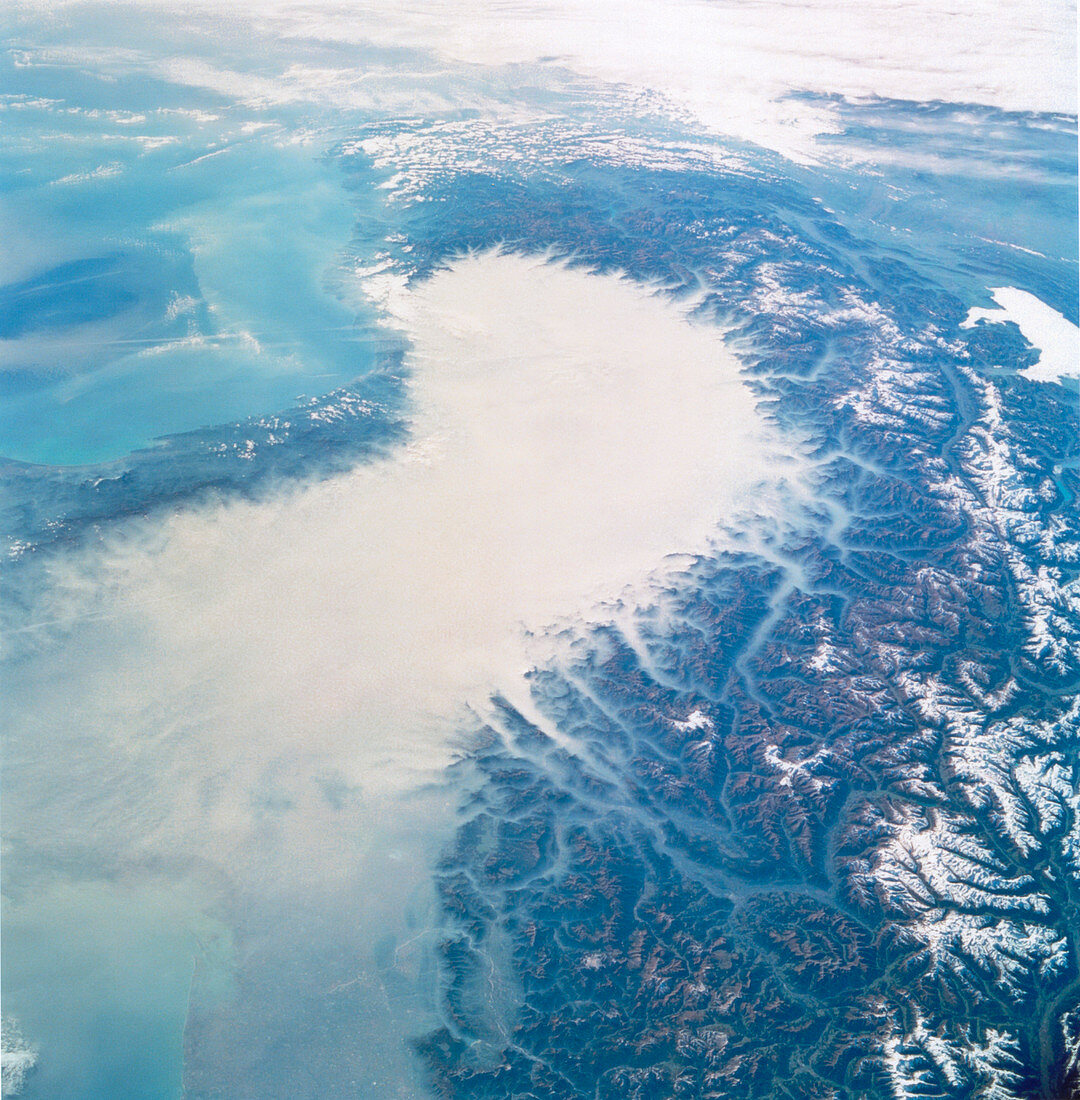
6,251,792,878
9,0,1073,165
3,251,802,1086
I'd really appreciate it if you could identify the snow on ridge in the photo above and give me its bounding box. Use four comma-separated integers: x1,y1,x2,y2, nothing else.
882,1009,1025,1100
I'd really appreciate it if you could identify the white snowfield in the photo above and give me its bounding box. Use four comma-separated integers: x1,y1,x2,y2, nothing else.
963,287,1080,384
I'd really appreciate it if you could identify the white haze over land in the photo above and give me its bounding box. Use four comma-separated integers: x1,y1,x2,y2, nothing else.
10,0,1076,163
5,255,790,1084
263,0,1078,156
9,253,780,870
4,253,796,1086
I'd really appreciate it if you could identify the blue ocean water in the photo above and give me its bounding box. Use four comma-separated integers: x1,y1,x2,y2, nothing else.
0,45,392,467
2,877,231,1100
1,8,1077,1100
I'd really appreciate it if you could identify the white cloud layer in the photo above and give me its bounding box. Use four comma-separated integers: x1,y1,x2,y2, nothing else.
7,252,789,880
4,257,795,1088
347,0,1078,134
9,0,1075,161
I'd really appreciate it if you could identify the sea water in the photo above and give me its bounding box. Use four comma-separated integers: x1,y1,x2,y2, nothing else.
0,44,385,467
